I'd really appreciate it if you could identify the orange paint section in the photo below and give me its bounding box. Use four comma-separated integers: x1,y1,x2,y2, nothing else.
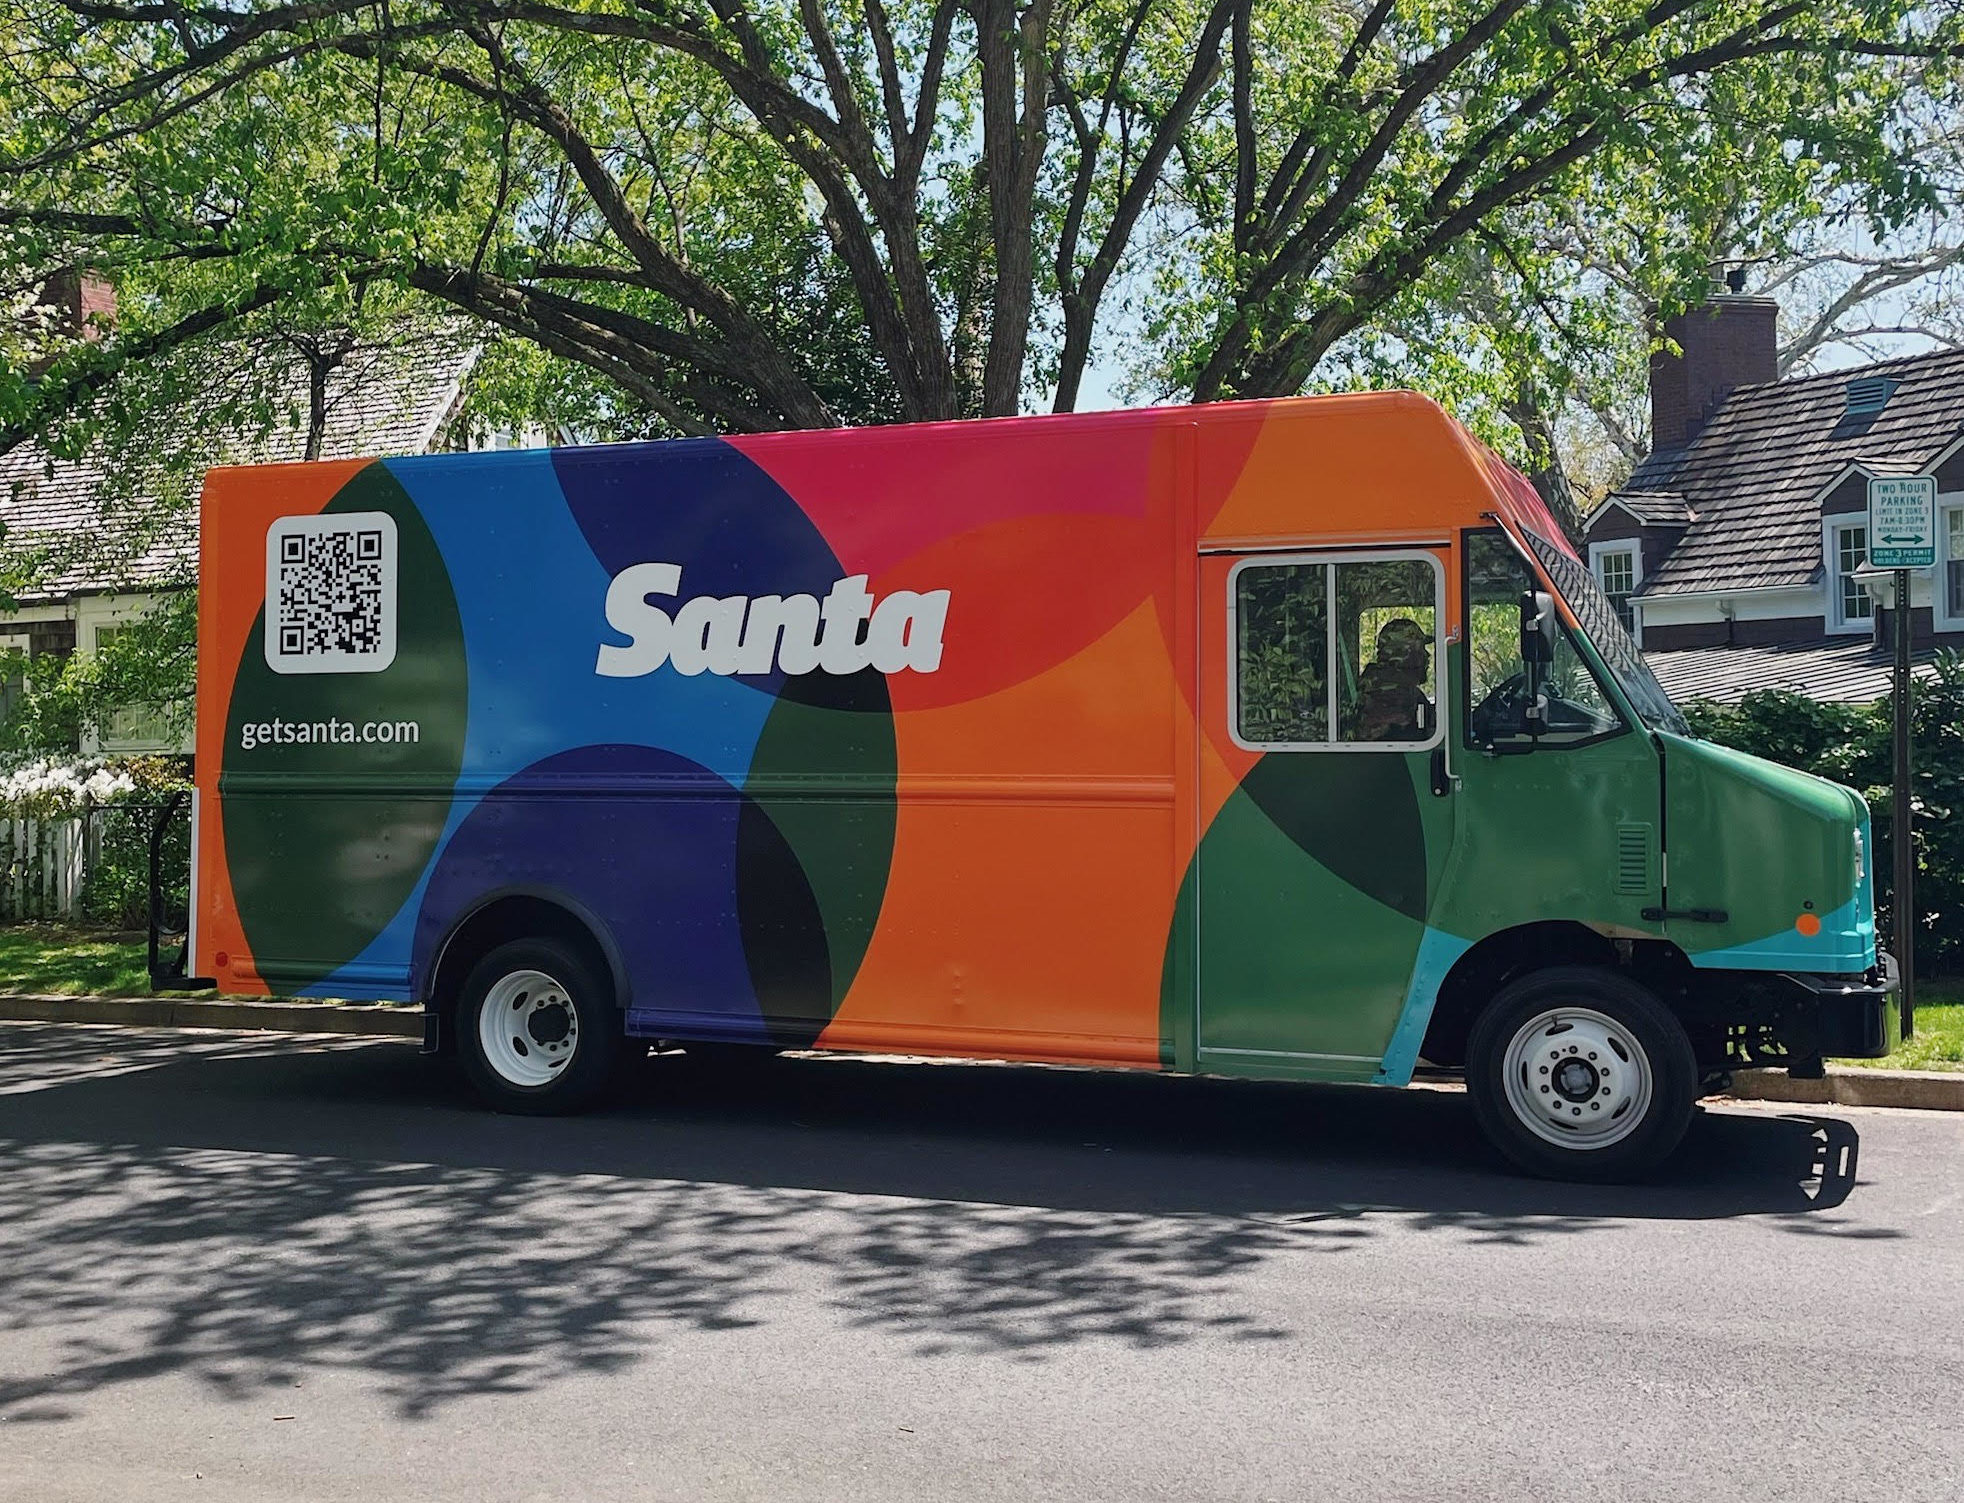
1189,400,1469,809
871,509,1171,715
820,600,1181,1064
1199,393,1500,545
194,458,371,991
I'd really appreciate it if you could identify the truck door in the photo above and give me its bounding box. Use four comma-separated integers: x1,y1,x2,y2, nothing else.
1429,528,1666,990
1192,547,1458,1081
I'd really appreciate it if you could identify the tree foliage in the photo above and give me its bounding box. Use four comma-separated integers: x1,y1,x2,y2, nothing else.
0,591,196,754
2,0,1959,459
1374,99,1964,514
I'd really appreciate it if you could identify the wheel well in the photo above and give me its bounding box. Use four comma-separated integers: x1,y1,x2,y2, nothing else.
1420,922,1692,1069
424,895,621,1053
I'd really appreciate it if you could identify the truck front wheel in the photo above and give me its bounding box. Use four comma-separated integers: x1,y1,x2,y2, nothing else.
1466,966,1697,1182
457,938,622,1114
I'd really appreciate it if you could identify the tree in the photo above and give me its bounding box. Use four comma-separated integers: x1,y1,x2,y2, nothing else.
2,0,1960,462
1330,95,1964,517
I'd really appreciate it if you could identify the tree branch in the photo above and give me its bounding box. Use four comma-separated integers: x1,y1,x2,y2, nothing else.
1,283,288,457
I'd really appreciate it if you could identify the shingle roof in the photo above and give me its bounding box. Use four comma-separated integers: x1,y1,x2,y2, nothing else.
1646,638,1939,706
0,328,477,601
1847,453,1924,478
1615,347,1964,598
1602,491,1694,526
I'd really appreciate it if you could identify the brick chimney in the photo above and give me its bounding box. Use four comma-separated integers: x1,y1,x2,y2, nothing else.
25,269,117,376
1649,292,1778,450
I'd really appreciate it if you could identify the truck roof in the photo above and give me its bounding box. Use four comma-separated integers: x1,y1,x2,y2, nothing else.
203,390,1570,556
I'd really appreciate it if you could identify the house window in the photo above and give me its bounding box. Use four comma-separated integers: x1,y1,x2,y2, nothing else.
90,623,173,751
1946,507,1964,627
1833,523,1873,628
1587,541,1640,639
1597,549,1636,629
0,632,31,726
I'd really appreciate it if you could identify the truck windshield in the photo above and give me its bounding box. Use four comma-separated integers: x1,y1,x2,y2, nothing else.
1522,532,1689,736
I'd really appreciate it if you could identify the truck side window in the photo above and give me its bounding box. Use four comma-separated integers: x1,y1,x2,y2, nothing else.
1335,559,1437,743
1465,532,1623,748
1232,553,1443,749
1235,563,1329,744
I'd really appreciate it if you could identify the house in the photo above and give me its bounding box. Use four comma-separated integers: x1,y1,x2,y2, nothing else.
1584,294,1964,704
2,276,485,753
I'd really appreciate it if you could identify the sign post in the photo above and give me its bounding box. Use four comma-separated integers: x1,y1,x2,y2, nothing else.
1868,474,1936,1035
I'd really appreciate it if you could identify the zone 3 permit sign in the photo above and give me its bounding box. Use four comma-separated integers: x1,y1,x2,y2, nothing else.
1867,475,1937,570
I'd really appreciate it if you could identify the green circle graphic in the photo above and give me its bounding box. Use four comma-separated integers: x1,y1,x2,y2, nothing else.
222,464,467,991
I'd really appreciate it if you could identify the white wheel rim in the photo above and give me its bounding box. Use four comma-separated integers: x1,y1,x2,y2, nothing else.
477,968,579,1088
1500,1005,1653,1151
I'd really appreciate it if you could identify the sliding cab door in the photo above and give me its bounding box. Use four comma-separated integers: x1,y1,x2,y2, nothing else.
1193,549,1456,1082
1436,529,1663,948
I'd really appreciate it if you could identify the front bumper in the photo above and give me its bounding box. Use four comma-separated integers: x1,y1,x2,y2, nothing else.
1776,953,1903,1059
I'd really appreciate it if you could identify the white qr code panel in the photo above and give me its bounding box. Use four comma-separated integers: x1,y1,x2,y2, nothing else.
264,511,399,675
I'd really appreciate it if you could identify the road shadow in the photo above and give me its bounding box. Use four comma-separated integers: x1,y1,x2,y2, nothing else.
0,1021,1871,1419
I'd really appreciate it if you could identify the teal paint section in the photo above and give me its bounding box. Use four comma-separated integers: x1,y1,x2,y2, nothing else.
1687,894,1875,974
1373,927,1473,1085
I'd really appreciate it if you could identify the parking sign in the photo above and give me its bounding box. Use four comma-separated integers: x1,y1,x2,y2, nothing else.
1868,476,1937,569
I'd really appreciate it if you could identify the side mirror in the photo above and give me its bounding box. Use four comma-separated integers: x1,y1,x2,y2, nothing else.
1519,590,1556,664
1518,590,1555,739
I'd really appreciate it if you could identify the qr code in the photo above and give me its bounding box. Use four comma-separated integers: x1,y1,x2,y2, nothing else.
264,511,398,675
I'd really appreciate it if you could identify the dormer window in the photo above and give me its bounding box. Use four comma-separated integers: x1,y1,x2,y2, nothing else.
1588,541,1640,637
1941,505,1964,633
1829,521,1873,631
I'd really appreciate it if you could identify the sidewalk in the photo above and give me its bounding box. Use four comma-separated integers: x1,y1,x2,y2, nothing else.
0,992,1958,1109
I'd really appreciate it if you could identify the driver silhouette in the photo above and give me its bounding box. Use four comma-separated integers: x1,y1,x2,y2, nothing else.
1351,617,1432,741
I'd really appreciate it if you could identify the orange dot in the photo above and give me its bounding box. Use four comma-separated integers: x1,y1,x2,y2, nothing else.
1795,913,1822,937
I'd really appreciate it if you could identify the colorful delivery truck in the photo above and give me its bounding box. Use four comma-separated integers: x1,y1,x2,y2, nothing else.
174,394,1902,1178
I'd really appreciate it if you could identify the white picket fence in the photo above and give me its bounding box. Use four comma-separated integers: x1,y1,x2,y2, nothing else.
1,815,90,920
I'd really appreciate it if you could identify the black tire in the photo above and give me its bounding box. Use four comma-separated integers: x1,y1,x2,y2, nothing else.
456,937,622,1114
1466,965,1697,1182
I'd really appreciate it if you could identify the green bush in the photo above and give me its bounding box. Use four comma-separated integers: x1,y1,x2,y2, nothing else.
80,800,190,931
1681,649,1964,976
81,756,192,932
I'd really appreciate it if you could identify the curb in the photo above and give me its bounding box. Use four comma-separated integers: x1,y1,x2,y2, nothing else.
0,992,422,1039
1724,1065,1964,1112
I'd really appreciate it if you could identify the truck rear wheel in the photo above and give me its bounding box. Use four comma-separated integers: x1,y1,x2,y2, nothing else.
1466,966,1696,1182
457,938,622,1114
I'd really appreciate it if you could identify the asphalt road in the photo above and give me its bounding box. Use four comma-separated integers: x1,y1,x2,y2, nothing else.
0,1022,1958,1503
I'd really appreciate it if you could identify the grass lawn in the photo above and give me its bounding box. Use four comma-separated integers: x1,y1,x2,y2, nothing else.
0,924,226,1000
1845,979,1964,1073
0,925,1958,1067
